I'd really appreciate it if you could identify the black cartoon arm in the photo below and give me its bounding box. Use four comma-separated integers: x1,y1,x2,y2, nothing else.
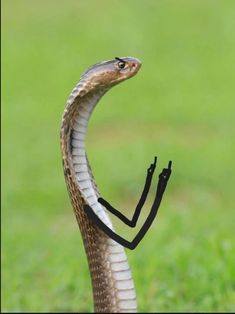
98,157,157,227
84,159,172,250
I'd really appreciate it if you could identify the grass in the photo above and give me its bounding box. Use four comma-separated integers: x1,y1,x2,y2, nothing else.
2,0,235,312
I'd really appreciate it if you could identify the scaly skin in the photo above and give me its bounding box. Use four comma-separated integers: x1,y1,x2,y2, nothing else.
60,57,141,312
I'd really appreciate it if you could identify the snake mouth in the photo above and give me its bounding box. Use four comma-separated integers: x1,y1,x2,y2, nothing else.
131,61,141,73
128,59,142,78
127,57,142,73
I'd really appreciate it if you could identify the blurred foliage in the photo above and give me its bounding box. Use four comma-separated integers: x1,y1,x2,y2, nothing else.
2,0,235,312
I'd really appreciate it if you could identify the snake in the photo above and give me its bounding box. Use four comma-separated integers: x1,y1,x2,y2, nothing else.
60,56,141,312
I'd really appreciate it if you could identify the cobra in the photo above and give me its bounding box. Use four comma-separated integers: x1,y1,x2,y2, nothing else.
60,57,141,313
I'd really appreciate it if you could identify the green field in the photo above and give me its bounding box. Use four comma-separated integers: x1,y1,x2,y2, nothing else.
2,0,235,312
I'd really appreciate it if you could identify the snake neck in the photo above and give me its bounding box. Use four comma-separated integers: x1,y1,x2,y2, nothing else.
60,81,137,313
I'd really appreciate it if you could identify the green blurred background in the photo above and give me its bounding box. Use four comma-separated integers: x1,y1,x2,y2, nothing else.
2,0,235,312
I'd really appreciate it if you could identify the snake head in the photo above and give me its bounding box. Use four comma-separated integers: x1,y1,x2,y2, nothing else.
81,57,142,90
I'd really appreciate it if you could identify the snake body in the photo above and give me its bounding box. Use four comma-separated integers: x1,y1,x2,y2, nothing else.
60,57,141,312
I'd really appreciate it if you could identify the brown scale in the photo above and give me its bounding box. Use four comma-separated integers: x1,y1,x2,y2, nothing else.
60,94,120,312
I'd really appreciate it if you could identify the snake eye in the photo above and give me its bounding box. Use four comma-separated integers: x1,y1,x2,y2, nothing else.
118,61,126,69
